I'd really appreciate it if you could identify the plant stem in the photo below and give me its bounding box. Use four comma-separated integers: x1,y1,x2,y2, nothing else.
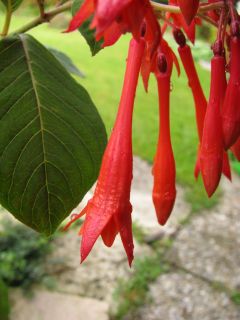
197,13,218,28
151,1,224,14
10,1,72,35
37,0,45,19
1,0,12,36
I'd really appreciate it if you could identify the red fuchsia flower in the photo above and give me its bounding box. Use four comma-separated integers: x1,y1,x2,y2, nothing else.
174,30,231,182
231,138,240,161
152,43,177,225
66,0,160,52
177,0,199,25
200,53,225,197
222,35,240,149
173,29,207,176
64,37,145,266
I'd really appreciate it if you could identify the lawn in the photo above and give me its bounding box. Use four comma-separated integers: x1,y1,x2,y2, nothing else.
2,11,220,212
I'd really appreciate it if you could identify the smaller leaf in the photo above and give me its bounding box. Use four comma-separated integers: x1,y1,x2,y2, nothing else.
47,47,85,78
72,0,103,56
1,0,23,11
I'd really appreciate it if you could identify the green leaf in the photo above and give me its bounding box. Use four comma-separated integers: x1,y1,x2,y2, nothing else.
1,0,23,11
48,47,85,78
0,34,107,235
72,0,103,56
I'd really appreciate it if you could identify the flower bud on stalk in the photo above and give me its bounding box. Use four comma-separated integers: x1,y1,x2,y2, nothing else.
200,54,225,197
152,54,176,225
175,30,207,178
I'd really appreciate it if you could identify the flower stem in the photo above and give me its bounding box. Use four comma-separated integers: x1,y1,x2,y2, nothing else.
10,1,72,35
151,1,224,14
37,0,45,19
1,0,12,36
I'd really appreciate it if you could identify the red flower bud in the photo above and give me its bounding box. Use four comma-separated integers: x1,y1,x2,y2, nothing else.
152,68,176,225
178,44,207,179
222,37,240,149
200,55,224,197
178,44,207,143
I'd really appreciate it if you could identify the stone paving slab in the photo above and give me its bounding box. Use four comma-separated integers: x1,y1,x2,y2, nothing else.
10,289,109,320
45,229,152,303
166,176,240,291
126,272,240,320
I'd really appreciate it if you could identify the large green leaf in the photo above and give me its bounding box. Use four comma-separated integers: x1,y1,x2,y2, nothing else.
0,34,107,235
1,0,23,11
72,0,103,56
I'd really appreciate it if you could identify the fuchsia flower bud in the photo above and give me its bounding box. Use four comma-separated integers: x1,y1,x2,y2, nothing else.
200,55,224,197
64,38,145,266
152,44,176,225
178,43,207,143
152,70,176,225
222,36,240,149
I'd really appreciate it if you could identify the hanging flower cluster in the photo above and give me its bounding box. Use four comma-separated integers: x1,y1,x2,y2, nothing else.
64,0,240,265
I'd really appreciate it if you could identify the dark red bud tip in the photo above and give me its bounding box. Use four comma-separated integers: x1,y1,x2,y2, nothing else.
212,40,223,56
157,53,168,74
152,192,176,226
231,21,240,37
200,155,222,197
173,28,186,47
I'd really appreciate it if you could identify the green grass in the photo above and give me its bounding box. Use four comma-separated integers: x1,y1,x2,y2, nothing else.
113,255,169,320
2,12,219,211
231,291,240,305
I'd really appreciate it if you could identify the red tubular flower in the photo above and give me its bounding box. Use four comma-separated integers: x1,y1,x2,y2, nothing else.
222,36,240,149
152,51,176,226
177,43,207,144
231,138,240,161
178,0,199,25
66,0,160,51
200,55,224,197
175,31,231,183
64,38,145,266
176,40,207,177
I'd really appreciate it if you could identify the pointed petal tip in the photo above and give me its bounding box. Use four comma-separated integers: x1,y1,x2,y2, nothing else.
127,255,134,268
203,180,219,198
